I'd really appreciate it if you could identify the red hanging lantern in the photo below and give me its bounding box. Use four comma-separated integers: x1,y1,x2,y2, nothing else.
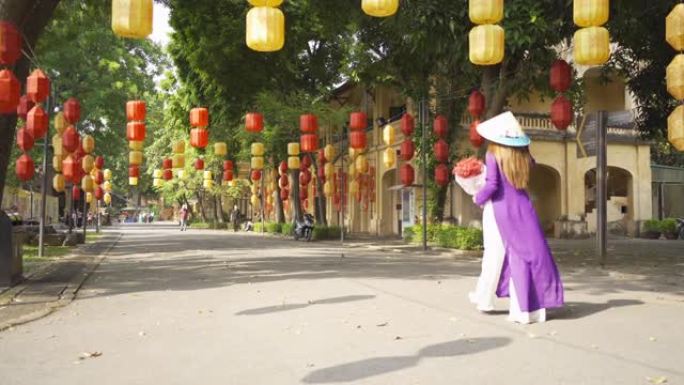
126,121,146,141
279,160,288,175
435,164,450,187
550,59,572,93
26,105,48,139
163,169,174,181
0,69,20,114
349,112,367,130
349,130,367,149
71,162,84,184
194,158,205,170
300,133,318,153
280,187,290,201
300,114,318,133
299,169,312,185
222,169,234,182
245,112,264,133
469,120,484,148
434,139,449,163
62,155,78,182
95,156,105,170
279,174,289,188
26,69,50,103
251,169,262,181
317,167,326,183
72,185,81,201
0,22,21,65
301,154,312,169
16,127,34,152
190,128,209,149
15,153,34,182
433,115,448,138
129,165,140,178
190,107,209,127
93,170,104,185
126,100,146,121
223,160,233,171
16,95,34,120
62,125,80,153
94,186,104,201
401,113,415,136
63,98,81,123
551,95,573,131
468,90,486,118
299,187,308,201
163,158,173,170
400,164,415,187
73,140,86,160
400,139,415,161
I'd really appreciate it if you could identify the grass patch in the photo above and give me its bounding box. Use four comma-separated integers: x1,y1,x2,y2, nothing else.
403,224,483,251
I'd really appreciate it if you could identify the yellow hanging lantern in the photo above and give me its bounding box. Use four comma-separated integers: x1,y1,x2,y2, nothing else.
574,27,610,66
266,195,274,205
81,175,94,193
129,150,143,165
323,181,333,197
82,155,94,173
246,6,285,52
203,179,214,189
251,142,265,156
348,163,357,179
104,193,112,205
668,105,684,151
251,156,264,170
90,168,99,178
349,180,360,194
349,147,361,159
287,142,300,156
172,140,185,154
382,124,395,146
573,0,609,28
52,134,64,156
177,170,185,179
251,184,259,195
667,4,684,51
324,163,335,178
469,0,504,24
112,0,153,39
86,192,93,204
355,155,369,174
203,170,213,180
153,178,163,188
323,144,336,161
362,0,399,17
250,194,260,207
103,169,112,181
82,135,95,154
52,155,63,172
214,142,228,157
667,55,684,100
103,181,113,192
287,156,300,170
383,147,396,169
52,174,65,193
129,176,139,186
248,0,283,6
129,140,144,151
153,169,163,179
172,154,185,169
54,112,67,135
469,24,505,66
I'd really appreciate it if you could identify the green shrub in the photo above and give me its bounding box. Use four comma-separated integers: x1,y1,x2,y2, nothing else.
404,224,483,250
265,222,282,234
313,226,343,240
189,221,210,229
644,219,661,233
281,223,294,235
253,223,264,233
215,222,228,230
660,218,677,234
403,226,416,242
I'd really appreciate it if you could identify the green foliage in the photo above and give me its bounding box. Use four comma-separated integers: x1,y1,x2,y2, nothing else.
189,221,211,229
266,222,283,234
644,220,661,233
404,225,483,251
312,226,343,241
659,218,678,234
281,223,294,236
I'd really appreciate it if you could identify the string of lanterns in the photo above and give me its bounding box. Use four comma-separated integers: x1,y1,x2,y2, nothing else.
126,100,146,186
362,0,399,18
62,98,82,204
52,113,67,193
433,115,450,187
468,0,505,66
573,0,611,66
300,113,319,211
550,59,574,131
667,4,684,152
15,69,50,183
246,0,285,52
112,0,153,39
399,113,415,187
467,90,485,147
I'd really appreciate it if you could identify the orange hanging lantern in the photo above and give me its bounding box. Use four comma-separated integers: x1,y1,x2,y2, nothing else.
15,153,34,182
435,164,450,187
349,131,367,150
16,95,34,120
400,164,415,187
62,155,78,182
0,22,21,65
551,95,573,130
93,170,104,185
72,185,81,201
245,112,264,133
27,69,50,103
126,121,146,141
128,165,140,178
433,115,448,138
434,139,449,163
26,105,48,139
16,127,34,152
190,107,209,127
94,186,104,201
469,120,484,148
0,69,20,114
550,59,572,93
190,128,209,149
63,98,81,123
468,90,486,118
300,133,318,153
126,100,146,121
62,125,80,153
349,112,367,130
300,114,318,133
400,139,415,161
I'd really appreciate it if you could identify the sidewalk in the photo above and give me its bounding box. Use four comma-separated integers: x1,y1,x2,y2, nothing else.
0,231,121,331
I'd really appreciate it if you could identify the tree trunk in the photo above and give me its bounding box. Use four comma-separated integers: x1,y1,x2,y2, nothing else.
312,163,327,225
215,195,224,223
275,182,285,223
0,0,62,205
195,191,207,222
292,169,302,222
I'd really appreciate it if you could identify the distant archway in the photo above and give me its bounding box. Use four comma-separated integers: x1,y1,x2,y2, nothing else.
380,170,399,236
584,167,633,233
529,164,562,234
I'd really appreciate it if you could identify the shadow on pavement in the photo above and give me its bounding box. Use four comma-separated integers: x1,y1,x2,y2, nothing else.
550,299,644,320
236,295,376,316
301,337,511,383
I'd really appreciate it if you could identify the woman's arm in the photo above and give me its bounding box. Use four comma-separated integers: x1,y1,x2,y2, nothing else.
474,153,501,206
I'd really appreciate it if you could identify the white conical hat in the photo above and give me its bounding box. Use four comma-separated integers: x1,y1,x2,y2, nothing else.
476,111,531,147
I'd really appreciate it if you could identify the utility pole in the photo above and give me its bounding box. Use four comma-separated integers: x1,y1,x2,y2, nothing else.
421,98,428,251
38,92,52,257
596,110,607,267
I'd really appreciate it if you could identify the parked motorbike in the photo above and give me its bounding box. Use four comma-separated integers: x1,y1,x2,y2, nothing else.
294,214,314,242
677,218,684,240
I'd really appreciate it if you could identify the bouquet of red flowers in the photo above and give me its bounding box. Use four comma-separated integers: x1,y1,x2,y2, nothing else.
452,157,486,196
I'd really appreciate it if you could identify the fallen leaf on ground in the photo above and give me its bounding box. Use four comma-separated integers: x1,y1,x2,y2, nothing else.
79,351,102,360
646,376,668,384
649,337,657,342
394,336,403,340
376,322,388,327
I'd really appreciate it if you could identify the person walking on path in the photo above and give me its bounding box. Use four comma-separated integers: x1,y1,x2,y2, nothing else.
230,205,241,232
473,112,564,324
179,204,189,231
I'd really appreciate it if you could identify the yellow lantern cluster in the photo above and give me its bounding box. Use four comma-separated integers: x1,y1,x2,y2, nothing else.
203,170,214,189
382,124,396,167
573,0,611,66
81,135,95,193
323,144,336,162
667,4,684,151
287,142,300,169
355,155,369,174
468,0,505,66
383,147,396,169
52,112,67,193
214,142,228,157
362,0,399,18
153,169,163,188
246,1,285,52
251,142,265,171
112,0,153,39
172,140,185,170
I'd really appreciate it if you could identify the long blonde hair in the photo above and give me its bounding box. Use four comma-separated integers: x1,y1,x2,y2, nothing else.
488,143,532,190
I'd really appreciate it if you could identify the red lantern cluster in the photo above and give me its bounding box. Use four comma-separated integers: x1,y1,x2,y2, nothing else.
278,160,289,201
0,22,21,115
190,107,209,149
27,69,50,103
468,90,485,148
194,158,205,171
16,95,34,120
163,158,174,181
223,159,234,183
126,100,145,184
399,113,416,187
549,59,573,130
63,97,81,124
433,115,450,186
0,69,20,114
300,113,318,152
349,112,368,150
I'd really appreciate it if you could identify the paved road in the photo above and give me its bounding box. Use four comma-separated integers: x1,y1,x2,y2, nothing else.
0,223,683,385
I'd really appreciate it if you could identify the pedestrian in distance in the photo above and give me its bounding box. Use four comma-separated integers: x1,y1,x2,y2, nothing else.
230,205,241,232
179,204,189,231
